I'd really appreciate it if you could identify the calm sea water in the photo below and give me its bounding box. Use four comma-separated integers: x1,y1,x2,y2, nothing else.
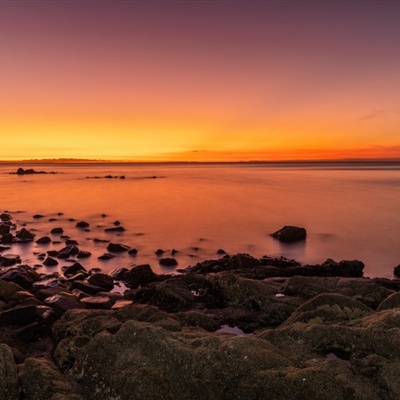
1,162,400,278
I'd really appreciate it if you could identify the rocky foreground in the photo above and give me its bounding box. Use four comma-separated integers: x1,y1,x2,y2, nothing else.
1,216,400,399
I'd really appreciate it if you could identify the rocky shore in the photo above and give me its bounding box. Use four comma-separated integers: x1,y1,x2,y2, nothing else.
1,212,400,399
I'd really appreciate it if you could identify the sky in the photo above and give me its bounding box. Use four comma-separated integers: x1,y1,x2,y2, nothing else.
1,0,400,161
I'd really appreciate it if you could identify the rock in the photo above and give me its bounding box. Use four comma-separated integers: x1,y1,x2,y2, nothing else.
394,265,400,277
0,265,41,288
128,248,138,256
159,257,178,267
93,238,109,243
45,292,85,315
271,225,307,242
43,257,58,267
123,264,158,289
70,281,105,296
87,273,114,291
0,245,10,252
377,292,400,311
80,296,112,309
98,253,115,260
77,250,91,258
231,253,261,269
285,293,372,324
0,305,39,326
217,249,227,255
63,262,87,277
76,221,89,228
0,253,21,267
0,213,12,221
0,224,10,235
107,243,130,252
113,220,121,226
104,226,125,232
36,236,51,244
109,267,129,280
0,279,24,299
57,245,79,259
33,214,44,219
155,249,165,255
19,357,86,400
51,227,64,234
47,250,59,257
66,239,79,246
0,233,13,244
111,300,133,309
0,344,19,400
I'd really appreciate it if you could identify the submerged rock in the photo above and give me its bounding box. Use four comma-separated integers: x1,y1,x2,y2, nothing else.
271,226,307,242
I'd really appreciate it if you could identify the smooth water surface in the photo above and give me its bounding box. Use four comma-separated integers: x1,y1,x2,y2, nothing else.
1,162,399,278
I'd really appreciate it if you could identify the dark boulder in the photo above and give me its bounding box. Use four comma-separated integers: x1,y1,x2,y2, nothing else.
70,281,105,296
271,226,307,242
57,245,79,259
76,221,90,228
104,226,125,232
124,264,158,289
128,248,138,256
1,233,14,244
0,344,19,400
0,305,40,326
0,223,10,235
159,257,178,267
36,236,52,244
63,262,87,277
44,292,85,315
0,213,12,221
88,273,114,291
51,227,64,234
394,265,400,277
98,253,115,260
81,296,112,309
77,250,91,258
107,243,130,252
0,265,40,288
43,257,58,267
0,254,21,267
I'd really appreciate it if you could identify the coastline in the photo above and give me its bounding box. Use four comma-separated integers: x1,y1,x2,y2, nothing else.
1,211,400,399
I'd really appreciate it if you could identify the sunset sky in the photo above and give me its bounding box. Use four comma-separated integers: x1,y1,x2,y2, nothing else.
1,1,400,161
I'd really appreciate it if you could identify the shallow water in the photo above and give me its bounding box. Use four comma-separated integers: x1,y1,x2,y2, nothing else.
1,162,400,278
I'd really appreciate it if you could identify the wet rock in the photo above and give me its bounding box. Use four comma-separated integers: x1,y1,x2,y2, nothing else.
98,253,115,260
0,344,19,400
70,281,105,296
104,226,125,232
57,245,79,259
159,257,178,267
33,214,44,219
0,233,13,244
77,250,91,258
271,225,307,242
43,257,58,267
19,357,86,400
93,238,109,243
123,264,158,289
81,296,112,309
0,245,10,252
0,305,39,326
0,265,41,288
0,279,24,299
285,293,372,324
128,248,138,256
51,227,64,234
36,236,51,244
63,262,87,277
109,267,129,280
217,249,227,255
393,265,400,277
0,253,21,267
45,292,85,315
0,224,10,235
107,243,130,252
111,300,133,309
47,250,59,257
231,254,261,269
0,213,12,221
113,220,121,226
15,227,35,242
76,221,89,228
155,249,165,256
260,256,301,268
88,273,114,291
66,239,79,246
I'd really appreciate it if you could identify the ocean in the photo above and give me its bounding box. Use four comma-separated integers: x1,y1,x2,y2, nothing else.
1,162,400,278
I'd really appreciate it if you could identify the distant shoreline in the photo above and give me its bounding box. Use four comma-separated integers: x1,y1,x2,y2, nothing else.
1,159,400,166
